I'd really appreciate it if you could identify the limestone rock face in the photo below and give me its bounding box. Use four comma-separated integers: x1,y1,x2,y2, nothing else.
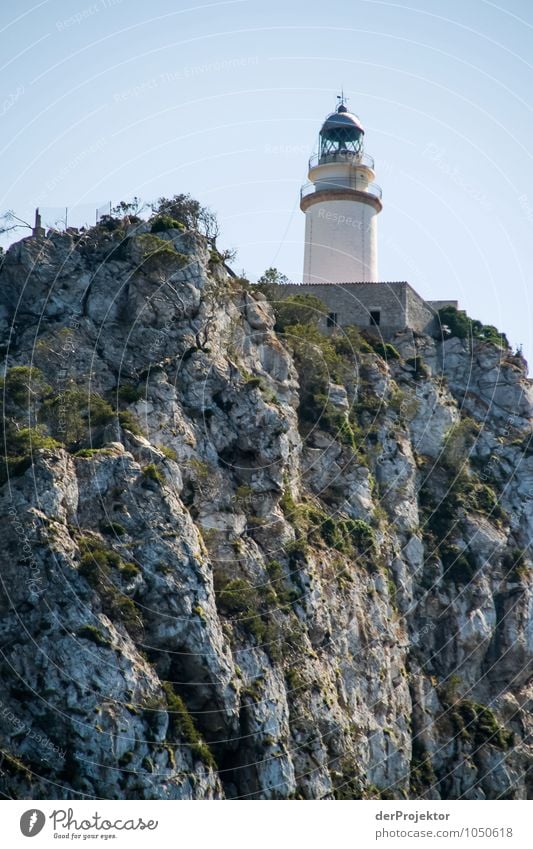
0,226,532,800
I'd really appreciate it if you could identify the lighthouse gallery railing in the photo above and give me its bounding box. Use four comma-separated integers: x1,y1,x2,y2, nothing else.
308,151,375,170
300,181,383,201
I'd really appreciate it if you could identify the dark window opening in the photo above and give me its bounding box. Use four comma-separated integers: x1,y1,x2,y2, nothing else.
370,310,381,326
327,312,338,328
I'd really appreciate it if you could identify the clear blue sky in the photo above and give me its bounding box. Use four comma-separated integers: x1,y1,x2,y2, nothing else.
1,0,532,364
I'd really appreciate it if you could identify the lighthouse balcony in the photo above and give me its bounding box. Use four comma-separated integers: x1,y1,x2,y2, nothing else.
300,180,382,202
308,151,375,170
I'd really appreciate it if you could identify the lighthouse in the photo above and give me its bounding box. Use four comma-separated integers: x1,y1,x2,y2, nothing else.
301,98,382,284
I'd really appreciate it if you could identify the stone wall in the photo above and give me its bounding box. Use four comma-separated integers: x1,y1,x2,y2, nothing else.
277,281,440,335
427,299,459,311
404,285,439,334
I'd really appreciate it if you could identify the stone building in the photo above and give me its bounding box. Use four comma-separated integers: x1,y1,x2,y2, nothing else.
279,281,456,336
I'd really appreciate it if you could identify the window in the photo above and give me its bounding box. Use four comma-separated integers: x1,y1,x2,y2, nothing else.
327,312,338,328
370,310,381,326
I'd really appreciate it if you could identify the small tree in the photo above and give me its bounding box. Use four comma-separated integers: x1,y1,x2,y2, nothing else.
256,268,324,332
151,194,219,243
257,267,289,287
274,294,324,332
111,197,146,218
256,267,290,309
0,210,32,236
437,306,471,339
438,306,509,349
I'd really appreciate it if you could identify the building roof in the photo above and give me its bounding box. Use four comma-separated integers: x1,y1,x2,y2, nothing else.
279,281,409,287
320,106,365,137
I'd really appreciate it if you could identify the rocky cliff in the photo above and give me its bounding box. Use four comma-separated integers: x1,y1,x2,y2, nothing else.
0,217,531,800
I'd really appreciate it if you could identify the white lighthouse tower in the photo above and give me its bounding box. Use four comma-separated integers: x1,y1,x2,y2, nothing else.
301,97,382,283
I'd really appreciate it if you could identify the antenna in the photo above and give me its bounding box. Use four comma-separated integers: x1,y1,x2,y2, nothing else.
336,88,348,110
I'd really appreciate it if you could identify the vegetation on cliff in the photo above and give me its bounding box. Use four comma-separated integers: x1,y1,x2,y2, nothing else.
0,199,531,801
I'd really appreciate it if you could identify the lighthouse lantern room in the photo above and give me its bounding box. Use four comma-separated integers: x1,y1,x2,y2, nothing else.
301,97,382,284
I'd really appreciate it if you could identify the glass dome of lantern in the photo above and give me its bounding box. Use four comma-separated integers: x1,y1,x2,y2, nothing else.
318,103,365,163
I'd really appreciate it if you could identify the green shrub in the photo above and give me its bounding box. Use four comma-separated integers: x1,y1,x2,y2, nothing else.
285,537,309,559
151,193,218,240
438,306,509,349
0,366,50,407
41,388,115,445
77,537,143,636
234,484,253,504
215,574,283,656
343,518,375,551
74,448,115,458
502,548,529,582
0,455,33,484
283,322,347,383
471,320,509,348
1,423,61,484
320,516,375,556
443,698,513,751
41,390,85,444
438,306,471,339
157,444,178,461
353,396,382,425
79,539,122,573
77,625,111,647
332,766,365,800
162,681,215,768
447,472,501,523
244,376,263,389
279,490,316,543
508,434,533,458
365,339,400,360
281,491,375,559
6,426,61,455
217,578,256,615
279,322,371,443
209,248,223,264
285,667,306,691
118,410,143,435
150,215,185,233
307,394,359,449
100,521,127,536
410,739,436,795
89,395,115,425
386,573,398,609
142,463,164,484
117,383,143,403
189,457,210,478
265,560,298,607
136,233,178,260
473,483,504,519
274,294,324,332
330,325,374,356
256,266,289,288
418,469,497,584
318,515,349,552
110,197,144,219
440,544,477,585
120,561,141,580
113,595,142,633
